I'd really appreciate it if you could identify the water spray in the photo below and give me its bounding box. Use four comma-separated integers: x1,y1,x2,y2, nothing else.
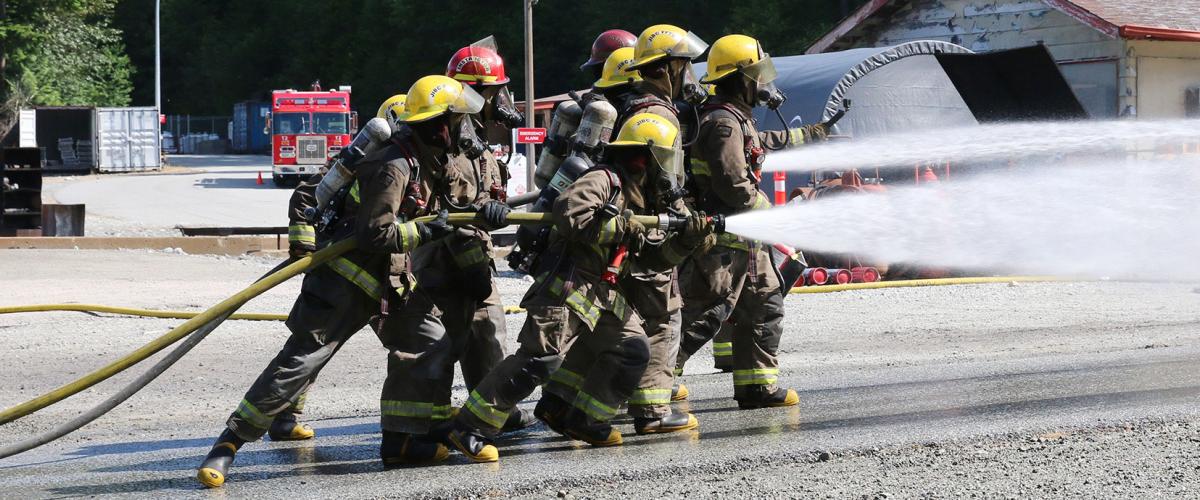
763,119,1200,174
728,158,1200,279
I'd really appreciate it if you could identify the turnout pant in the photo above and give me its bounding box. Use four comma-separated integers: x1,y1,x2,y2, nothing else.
544,309,679,419
676,245,786,398
676,320,734,374
226,265,376,442
457,305,649,437
378,277,507,434
467,280,508,390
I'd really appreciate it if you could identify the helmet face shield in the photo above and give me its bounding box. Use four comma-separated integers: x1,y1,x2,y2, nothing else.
648,142,682,185
741,54,777,85
678,60,707,105
667,31,709,60
470,35,498,52
449,83,486,115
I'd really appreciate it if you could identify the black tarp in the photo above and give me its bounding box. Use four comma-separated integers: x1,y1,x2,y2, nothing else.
935,44,1088,122
696,41,1087,138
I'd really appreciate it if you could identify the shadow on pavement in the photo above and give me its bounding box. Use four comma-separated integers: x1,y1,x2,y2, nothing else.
193,176,281,190
43,383,1200,495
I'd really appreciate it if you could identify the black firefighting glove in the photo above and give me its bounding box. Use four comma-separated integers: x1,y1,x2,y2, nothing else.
479,200,512,230
415,210,454,243
616,209,648,246
677,211,715,251
288,241,315,259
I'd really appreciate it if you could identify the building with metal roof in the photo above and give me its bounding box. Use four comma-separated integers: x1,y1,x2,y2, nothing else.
806,0,1200,119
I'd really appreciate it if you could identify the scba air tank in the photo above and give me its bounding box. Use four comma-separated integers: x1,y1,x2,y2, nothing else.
573,99,617,160
534,100,582,189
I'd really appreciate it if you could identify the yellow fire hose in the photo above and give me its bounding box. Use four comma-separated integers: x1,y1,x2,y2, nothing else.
0,304,289,321
0,238,357,425
0,208,1064,433
0,212,563,428
0,277,1065,322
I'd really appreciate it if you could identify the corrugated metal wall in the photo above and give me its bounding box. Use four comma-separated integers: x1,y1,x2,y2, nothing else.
95,107,161,172
827,0,1123,117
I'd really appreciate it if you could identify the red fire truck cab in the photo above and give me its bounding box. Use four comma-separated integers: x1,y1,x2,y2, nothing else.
266,86,356,186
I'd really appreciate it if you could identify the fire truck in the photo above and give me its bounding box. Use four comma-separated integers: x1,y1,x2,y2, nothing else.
266,85,356,186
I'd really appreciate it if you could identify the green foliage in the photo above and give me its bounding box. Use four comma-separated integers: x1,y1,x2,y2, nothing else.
114,0,865,115
2,0,134,107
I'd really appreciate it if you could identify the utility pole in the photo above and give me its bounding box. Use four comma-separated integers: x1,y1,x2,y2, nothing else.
523,0,536,189
155,0,162,157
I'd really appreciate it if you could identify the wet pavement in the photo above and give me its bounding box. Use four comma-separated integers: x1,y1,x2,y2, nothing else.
2,345,1197,498
2,253,1198,497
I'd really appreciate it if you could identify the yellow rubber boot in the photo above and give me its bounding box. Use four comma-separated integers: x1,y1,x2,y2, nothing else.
268,414,315,441
670,383,689,402
562,408,623,447
446,427,500,463
196,430,244,488
737,387,800,409
380,431,450,466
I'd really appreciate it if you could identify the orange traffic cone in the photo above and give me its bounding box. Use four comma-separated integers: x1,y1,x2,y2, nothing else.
920,166,939,183
257,171,264,185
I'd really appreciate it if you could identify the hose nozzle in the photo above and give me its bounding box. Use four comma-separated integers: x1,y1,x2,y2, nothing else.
661,213,726,233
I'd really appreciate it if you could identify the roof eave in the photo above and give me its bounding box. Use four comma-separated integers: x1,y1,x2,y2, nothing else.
1040,0,1119,37
1119,25,1200,42
805,0,893,54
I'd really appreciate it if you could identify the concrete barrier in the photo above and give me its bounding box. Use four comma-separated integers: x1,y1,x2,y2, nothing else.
0,236,285,255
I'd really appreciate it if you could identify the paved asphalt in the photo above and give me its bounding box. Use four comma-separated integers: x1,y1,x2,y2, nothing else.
47,155,288,231
2,348,1197,498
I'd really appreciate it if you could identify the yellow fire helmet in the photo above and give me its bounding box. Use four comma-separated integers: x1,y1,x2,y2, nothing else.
701,34,777,85
607,112,681,178
376,94,407,125
594,46,643,89
629,24,708,70
397,75,485,123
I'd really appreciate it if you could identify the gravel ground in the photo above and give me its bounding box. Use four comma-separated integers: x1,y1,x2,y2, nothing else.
1,249,1198,497
42,155,287,237
521,418,1200,499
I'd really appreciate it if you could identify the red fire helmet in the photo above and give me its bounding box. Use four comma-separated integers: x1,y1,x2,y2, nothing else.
580,29,637,70
447,45,510,86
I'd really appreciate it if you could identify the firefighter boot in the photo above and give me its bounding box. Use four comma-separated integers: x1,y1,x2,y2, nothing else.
736,386,800,410
445,424,500,463
380,431,449,467
561,408,623,447
267,412,315,441
634,411,699,435
502,408,537,433
196,429,245,488
670,383,689,402
533,393,571,435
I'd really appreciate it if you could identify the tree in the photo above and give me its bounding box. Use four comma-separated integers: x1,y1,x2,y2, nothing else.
0,0,133,138
111,0,865,117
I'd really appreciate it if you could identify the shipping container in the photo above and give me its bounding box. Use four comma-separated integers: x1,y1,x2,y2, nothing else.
9,106,161,173
232,101,270,154
17,107,94,172
95,107,161,172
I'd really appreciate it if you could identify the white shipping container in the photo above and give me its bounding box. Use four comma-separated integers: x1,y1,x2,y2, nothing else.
95,107,161,172
18,109,36,147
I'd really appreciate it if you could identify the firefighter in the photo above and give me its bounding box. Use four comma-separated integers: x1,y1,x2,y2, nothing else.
534,33,705,435
447,37,524,147
376,93,407,124
195,95,460,487
373,74,534,457
674,34,829,408
588,46,642,106
445,41,525,412
580,29,638,83
445,114,715,462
